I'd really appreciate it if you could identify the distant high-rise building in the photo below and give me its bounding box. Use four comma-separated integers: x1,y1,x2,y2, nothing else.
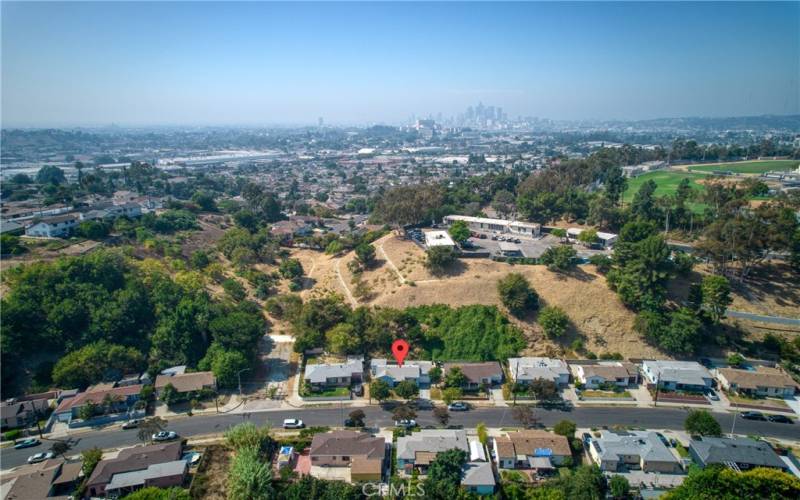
318,117,324,127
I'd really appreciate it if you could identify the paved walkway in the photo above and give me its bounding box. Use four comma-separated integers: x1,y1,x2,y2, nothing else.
727,310,800,326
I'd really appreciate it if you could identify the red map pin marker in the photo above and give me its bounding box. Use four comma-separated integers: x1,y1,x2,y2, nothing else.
391,339,409,367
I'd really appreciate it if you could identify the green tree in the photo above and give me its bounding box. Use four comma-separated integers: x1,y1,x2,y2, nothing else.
538,306,569,338
392,404,417,422
121,487,190,500
224,422,274,458
660,308,703,354
160,383,179,406
497,273,539,317
444,366,468,389
36,165,66,185
81,447,104,476
205,347,249,388
279,259,304,280
701,275,732,324
441,387,463,405
727,353,745,368
553,420,577,439
551,228,567,243
577,229,599,246
369,379,391,403
394,380,419,400
428,366,442,384
433,406,450,427
227,446,274,500
354,243,376,267
425,246,458,275
540,245,577,272
348,409,366,427
222,279,246,301
684,410,722,437
631,179,658,221
664,466,800,500
609,475,630,499
424,448,468,498
325,323,360,354
448,220,471,245
476,422,489,445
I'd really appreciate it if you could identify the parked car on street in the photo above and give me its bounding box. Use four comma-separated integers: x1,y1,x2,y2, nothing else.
122,419,141,429
706,390,719,401
152,431,178,441
448,402,469,411
395,419,416,428
767,414,794,424
351,384,364,397
282,418,304,429
741,411,767,421
344,418,365,428
27,452,54,464
14,438,40,449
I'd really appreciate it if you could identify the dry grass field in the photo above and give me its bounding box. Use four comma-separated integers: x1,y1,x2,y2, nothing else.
304,234,665,359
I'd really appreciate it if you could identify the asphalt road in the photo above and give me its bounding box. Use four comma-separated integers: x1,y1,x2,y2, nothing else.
727,310,800,326
2,405,798,470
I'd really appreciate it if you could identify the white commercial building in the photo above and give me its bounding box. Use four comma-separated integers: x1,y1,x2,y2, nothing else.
444,215,541,237
423,230,456,249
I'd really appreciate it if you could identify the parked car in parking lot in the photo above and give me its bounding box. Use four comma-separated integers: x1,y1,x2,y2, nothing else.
152,431,178,441
27,452,54,464
767,414,794,424
447,402,469,411
282,418,305,429
741,411,767,421
14,438,40,449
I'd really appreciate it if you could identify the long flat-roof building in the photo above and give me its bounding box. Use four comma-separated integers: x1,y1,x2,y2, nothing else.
444,215,541,237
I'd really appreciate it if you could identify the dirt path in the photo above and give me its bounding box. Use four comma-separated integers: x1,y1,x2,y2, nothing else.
335,257,358,307
377,240,407,284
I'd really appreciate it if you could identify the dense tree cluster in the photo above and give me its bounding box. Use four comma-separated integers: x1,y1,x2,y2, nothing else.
1,250,265,393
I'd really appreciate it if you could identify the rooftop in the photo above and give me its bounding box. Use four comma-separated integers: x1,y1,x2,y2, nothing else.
396,429,469,460
689,437,787,469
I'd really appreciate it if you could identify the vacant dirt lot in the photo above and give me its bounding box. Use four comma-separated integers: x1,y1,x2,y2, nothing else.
308,234,664,359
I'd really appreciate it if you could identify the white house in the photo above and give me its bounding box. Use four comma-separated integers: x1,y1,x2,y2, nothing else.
370,359,433,387
25,214,79,238
570,361,639,389
566,227,618,248
508,358,570,387
716,366,797,398
641,360,713,392
444,215,541,238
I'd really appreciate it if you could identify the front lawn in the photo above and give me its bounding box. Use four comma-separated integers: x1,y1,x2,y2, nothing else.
727,394,789,408
581,390,632,399
300,386,350,398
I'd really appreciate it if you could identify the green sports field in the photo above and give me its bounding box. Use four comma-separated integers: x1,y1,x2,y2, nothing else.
686,160,799,174
622,170,710,213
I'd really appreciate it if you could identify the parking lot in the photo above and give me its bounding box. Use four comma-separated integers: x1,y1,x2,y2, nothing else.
407,226,612,260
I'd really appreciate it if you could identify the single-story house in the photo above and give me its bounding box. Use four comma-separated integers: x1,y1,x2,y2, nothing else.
396,429,470,474
304,357,364,389
688,437,789,472
25,214,79,238
0,220,25,235
571,361,639,389
508,357,570,387
154,371,216,397
104,460,188,497
84,442,183,498
442,362,503,389
566,228,618,248
424,230,456,250
716,366,798,398
0,398,50,429
492,430,572,470
641,360,713,392
309,430,386,483
443,215,541,237
3,459,82,499
370,359,433,387
589,431,683,474
461,462,496,495
53,384,143,423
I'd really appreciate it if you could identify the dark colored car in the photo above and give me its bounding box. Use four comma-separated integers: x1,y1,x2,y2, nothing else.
741,411,767,421
767,414,794,424
344,418,365,427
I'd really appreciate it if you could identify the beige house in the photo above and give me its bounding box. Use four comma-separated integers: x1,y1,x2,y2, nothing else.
493,430,572,470
589,431,683,474
154,372,216,397
309,430,385,482
716,366,797,398
571,362,639,389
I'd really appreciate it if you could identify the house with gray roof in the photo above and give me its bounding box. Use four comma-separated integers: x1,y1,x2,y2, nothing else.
589,430,683,474
688,437,788,472
396,429,469,474
641,360,713,392
461,461,496,495
304,357,364,389
105,460,188,497
370,359,432,387
508,357,570,387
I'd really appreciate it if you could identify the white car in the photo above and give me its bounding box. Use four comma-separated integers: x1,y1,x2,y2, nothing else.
27,452,54,464
152,431,178,442
395,419,417,428
282,418,304,429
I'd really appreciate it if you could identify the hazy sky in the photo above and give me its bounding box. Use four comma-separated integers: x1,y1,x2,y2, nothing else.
2,1,798,127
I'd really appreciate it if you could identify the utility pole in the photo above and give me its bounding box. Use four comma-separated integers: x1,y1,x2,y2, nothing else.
653,375,660,407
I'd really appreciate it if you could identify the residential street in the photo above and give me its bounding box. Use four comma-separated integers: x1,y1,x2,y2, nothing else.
2,405,798,470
